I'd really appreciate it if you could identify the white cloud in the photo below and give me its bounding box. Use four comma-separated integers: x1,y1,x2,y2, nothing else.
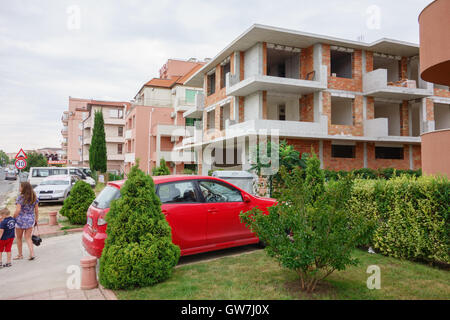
0,0,434,153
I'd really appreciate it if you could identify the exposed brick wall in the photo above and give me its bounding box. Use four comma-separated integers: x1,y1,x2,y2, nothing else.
262,91,267,119
366,96,375,120
426,98,434,121
240,51,245,81
300,93,314,122
300,45,314,80
413,145,422,169
322,141,364,171
262,42,267,75
434,88,450,98
322,44,363,92
323,92,364,136
400,101,409,136
367,143,410,170
400,57,408,80
239,97,245,122
365,51,374,72
285,138,319,157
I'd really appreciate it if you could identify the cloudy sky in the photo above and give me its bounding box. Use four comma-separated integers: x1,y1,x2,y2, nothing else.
0,0,432,153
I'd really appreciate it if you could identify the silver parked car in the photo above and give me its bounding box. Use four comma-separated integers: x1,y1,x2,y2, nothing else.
34,175,80,203
4,168,17,180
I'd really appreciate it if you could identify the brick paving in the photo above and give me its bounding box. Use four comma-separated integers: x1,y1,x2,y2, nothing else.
11,286,117,300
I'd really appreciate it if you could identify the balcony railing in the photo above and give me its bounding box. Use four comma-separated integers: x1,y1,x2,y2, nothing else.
124,153,135,163
363,69,433,99
183,92,205,119
225,66,328,97
125,129,132,140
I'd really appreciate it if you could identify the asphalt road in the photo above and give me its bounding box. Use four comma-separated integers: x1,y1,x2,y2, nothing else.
0,169,17,206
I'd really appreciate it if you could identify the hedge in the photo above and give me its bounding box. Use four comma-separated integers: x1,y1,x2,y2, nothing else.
324,168,422,181
60,180,96,225
348,175,449,265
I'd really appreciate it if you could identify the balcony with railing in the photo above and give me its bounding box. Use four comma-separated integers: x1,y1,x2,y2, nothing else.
183,92,205,119
363,68,433,99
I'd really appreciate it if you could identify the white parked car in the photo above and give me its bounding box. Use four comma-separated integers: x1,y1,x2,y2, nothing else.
34,175,79,203
28,167,95,188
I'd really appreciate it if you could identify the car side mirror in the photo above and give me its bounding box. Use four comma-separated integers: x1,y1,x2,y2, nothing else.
243,194,251,203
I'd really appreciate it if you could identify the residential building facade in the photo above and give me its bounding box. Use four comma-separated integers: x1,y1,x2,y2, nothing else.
63,97,90,166
124,60,205,175
180,24,450,175
81,100,130,173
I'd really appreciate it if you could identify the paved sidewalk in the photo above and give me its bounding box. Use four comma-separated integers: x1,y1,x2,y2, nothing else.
11,286,116,300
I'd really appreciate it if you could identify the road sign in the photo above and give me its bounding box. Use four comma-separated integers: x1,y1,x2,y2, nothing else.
15,158,27,170
15,148,27,159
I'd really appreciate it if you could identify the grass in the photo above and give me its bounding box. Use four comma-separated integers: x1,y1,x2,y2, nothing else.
94,183,105,195
58,218,83,230
115,249,450,300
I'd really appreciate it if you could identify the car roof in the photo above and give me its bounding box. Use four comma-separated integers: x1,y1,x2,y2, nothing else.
42,175,71,181
107,175,240,188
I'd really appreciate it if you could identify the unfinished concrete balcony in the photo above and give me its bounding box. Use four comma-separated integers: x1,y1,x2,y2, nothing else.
363,69,433,99
154,124,195,138
183,92,205,119
364,118,420,143
225,118,328,140
225,67,327,97
61,112,69,124
159,150,195,163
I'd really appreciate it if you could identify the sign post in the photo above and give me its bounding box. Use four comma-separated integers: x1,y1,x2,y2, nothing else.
15,148,28,181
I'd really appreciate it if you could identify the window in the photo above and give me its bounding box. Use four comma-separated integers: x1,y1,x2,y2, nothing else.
185,118,195,127
278,104,286,121
331,145,355,158
331,50,353,79
32,169,50,177
109,109,124,119
117,144,123,154
207,72,216,96
118,127,123,137
93,186,121,209
375,147,404,159
52,169,68,175
207,110,215,130
157,181,199,204
331,97,353,126
198,180,242,203
220,104,230,130
185,89,197,104
220,62,230,88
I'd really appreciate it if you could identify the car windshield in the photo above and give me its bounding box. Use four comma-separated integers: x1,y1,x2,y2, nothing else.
40,180,69,186
92,185,121,209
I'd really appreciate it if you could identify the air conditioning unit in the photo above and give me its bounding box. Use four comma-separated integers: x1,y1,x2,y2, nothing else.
170,112,176,119
170,136,177,142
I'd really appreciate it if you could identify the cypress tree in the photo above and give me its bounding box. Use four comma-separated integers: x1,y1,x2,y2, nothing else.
89,110,107,173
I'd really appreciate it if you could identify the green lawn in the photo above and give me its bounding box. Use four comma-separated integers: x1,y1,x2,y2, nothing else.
115,249,450,300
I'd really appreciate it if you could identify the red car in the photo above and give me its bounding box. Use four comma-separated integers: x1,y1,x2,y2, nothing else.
82,175,276,257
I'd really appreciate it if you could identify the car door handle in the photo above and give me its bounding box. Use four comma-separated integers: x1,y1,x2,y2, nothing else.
207,208,218,214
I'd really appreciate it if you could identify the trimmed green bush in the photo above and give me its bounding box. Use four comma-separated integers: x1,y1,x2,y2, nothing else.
60,180,96,225
152,158,170,176
348,175,449,264
323,168,422,181
99,164,180,290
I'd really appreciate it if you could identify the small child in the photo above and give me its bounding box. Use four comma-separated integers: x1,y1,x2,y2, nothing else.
0,208,16,268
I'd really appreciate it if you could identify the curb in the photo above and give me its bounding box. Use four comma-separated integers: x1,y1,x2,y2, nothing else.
98,285,118,300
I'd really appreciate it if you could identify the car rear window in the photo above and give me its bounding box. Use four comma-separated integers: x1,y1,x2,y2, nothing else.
92,185,121,209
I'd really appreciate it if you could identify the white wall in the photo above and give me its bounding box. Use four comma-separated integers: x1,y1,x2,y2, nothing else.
244,92,262,121
142,87,173,107
244,43,262,79
374,102,400,136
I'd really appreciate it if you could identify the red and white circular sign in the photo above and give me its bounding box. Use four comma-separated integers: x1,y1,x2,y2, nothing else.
15,158,27,170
